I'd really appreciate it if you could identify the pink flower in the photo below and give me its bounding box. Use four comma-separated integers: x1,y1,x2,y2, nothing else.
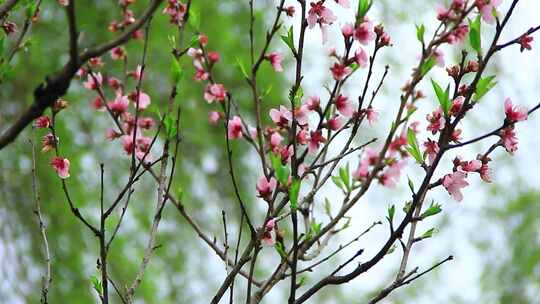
194,68,209,81
450,96,464,116
354,19,375,45
187,48,205,70
50,157,70,179
330,63,352,81
121,136,134,155
504,98,528,122
108,94,129,114
423,139,439,165
426,109,445,135
500,127,519,153
41,133,57,152
353,161,369,180
306,96,321,111
518,35,534,52
308,130,326,153
249,126,258,140
162,0,187,25
294,105,310,126
296,128,309,145
285,5,295,17
83,72,102,90
107,77,122,91
134,92,151,110
461,160,482,172
434,49,445,67
442,171,469,202
269,106,292,127
335,95,354,118
365,106,379,125
478,0,502,24
479,163,492,183
380,160,406,188
436,4,457,21
447,24,469,44
58,0,69,6
198,34,208,46
131,65,143,81
204,83,227,103
335,0,349,8
262,218,277,246
228,116,243,139
110,46,126,60
138,117,156,129
35,116,51,128
327,115,344,130
354,47,368,68
389,132,408,156
256,176,277,199
307,1,337,29
106,129,120,141
341,23,354,37
208,51,220,63
89,57,103,67
269,132,283,149
208,111,221,125
265,52,283,72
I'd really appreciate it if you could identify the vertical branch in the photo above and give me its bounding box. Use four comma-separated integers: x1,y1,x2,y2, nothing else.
289,1,308,302
29,131,52,304
99,163,109,304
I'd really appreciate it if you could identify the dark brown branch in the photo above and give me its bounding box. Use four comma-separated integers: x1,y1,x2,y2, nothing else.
367,255,453,304
0,0,164,150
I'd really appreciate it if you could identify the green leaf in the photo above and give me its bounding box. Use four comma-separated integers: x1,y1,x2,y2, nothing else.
26,1,37,18
281,26,296,54
324,198,332,217
473,75,497,102
406,128,423,164
469,15,482,55
262,85,273,98
420,56,436,76
420,228,437,239
339,164,350,191
407,176,415,193
188,35,199,47
357,0,372,21
270,153,290,185
331,175,345,191
275,242,287,258
170,56,183,87
298,276,307,287
189,7,201,30
421,201,443,219
90,275,103,296
235,57,249,79
168,35,177,49
388,204,395,222
289,178,301,211
431,79,451,116
164,114,177,138
311,222,322,235
289,85,303,108
416,23,425,43
403,201,412,214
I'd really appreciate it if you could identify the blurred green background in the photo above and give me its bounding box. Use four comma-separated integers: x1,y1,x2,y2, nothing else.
1,1,540,303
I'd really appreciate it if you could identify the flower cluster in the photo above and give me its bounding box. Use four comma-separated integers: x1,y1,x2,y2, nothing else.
34,99,71,179
79,56,156,162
